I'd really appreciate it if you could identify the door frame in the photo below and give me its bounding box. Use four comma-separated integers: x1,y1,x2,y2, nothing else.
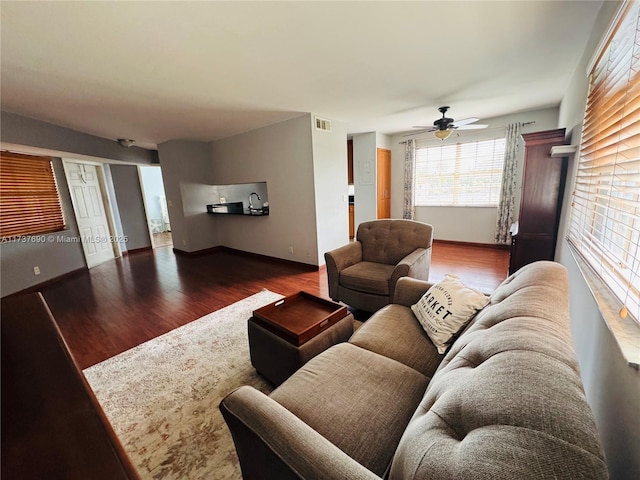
62,159,122,265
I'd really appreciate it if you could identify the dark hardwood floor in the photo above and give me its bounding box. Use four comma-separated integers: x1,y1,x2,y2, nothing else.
429,241,510,294
41,242,509,369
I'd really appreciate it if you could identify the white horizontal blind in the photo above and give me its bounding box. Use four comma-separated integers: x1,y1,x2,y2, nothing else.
568,0,640,324
415,138,506,206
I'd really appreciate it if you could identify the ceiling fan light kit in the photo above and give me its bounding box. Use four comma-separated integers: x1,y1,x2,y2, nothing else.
434,129,452,140
117,138,136,148
406,106,488,139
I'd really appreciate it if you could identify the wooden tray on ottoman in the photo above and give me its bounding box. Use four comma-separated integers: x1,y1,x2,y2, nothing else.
252,291,347,346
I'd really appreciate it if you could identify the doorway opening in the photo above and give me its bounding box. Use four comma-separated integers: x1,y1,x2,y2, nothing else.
139,166,172,248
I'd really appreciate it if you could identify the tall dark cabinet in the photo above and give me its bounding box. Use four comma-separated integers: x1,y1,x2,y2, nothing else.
509,128,568,275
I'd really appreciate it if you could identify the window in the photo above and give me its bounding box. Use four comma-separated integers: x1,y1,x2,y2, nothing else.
0,151,65,239
414,138,506,207
568,0,640,324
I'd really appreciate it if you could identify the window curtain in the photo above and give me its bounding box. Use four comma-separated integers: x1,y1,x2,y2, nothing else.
494,122,521,244
403,139,416,219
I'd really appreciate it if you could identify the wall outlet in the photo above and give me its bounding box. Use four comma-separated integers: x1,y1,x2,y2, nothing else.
33,266,40,275
219,197,226,203
288,245,294,254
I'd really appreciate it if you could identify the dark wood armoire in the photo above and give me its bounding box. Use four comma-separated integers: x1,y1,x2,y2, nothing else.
509,128,568,275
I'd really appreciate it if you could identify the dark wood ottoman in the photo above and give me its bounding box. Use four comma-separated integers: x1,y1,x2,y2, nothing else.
248,291,353,385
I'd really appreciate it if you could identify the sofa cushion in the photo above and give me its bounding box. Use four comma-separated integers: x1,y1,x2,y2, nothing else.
411,274,489,354
390,262,609,480
270,343,429,477
390,345,609,479
349,304,443,377
340,262,395,295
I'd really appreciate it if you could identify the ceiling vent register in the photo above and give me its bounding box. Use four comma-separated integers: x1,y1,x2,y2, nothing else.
315,116,332,132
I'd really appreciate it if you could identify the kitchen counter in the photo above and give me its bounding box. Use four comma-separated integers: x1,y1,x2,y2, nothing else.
207,203,269,216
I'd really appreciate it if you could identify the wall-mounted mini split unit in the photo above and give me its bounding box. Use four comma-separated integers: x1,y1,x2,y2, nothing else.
315,116,332,132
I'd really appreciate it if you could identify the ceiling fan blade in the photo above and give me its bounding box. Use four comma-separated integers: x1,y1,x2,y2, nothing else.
451,117,479,127
404,129,433,137
455,124,488,130
412,125,437,131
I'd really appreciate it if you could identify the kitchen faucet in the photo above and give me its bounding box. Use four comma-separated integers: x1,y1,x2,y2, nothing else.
249,192,261,210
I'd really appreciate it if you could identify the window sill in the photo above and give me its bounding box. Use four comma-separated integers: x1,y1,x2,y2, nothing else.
568,242,640,369
415,205,498,208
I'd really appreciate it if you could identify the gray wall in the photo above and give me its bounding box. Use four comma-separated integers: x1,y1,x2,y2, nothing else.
555,1,640,478
0,157,86,297
210,114,318,264
0,112,157,296
351,131,392,232
352,132,378,229
102,164,127,253
157,140,219,253
158,114,348,266
1,111,157,165
311,116,350,264
109,165,152,251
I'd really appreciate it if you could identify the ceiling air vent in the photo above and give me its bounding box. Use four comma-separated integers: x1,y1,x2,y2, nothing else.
315,116,332,132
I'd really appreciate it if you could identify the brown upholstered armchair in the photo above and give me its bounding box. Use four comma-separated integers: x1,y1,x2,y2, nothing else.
324,219,433,312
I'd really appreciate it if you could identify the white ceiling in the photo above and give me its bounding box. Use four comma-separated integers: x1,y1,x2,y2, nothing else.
1,1,603,150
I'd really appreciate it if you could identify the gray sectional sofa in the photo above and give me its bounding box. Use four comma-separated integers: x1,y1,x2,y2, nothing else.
220,261,608,479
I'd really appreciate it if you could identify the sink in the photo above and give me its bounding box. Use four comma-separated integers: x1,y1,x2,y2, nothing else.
207,202,244,214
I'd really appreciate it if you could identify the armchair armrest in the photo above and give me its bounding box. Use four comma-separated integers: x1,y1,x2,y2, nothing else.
324,242,363,301
389,247,431,300
220,386,381,480
393,277,433,307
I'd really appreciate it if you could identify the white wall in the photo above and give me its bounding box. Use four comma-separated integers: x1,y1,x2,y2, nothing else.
210,114,319,264
376,132,391,150
311,116,350,264
555,2,640,478
389,107,559,243
139,166,166,227
413,206,498,242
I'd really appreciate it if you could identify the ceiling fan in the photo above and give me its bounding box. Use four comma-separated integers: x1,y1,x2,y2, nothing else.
406,106,488,139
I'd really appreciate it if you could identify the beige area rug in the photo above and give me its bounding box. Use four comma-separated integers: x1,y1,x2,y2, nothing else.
84,289,284,480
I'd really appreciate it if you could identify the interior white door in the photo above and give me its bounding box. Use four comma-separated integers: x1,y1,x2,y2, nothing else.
64,162,115,268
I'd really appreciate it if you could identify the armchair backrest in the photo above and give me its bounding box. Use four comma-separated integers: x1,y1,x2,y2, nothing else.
357,219,433,265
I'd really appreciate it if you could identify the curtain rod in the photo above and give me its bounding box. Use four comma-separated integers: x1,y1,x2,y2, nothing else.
398,121,536,144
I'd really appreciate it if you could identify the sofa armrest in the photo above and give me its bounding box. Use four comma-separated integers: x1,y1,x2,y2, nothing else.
220,386,381,480
389,248,431,301
324,242,363,301
393,277,433,307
